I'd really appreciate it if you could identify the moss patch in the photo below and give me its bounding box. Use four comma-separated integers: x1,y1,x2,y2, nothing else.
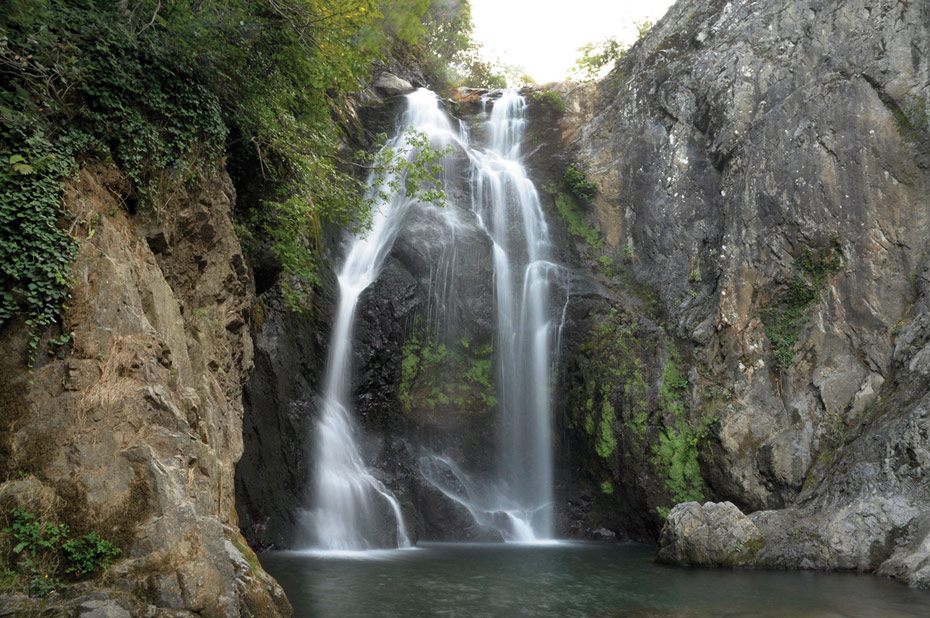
569,307,653,465
399,330,497,415
650,345,715,511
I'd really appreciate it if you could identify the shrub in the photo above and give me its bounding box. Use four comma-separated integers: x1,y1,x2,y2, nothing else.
563,164,597,202
531,90,565,113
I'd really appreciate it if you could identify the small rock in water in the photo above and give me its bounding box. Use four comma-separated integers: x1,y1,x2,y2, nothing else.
593,527,617,540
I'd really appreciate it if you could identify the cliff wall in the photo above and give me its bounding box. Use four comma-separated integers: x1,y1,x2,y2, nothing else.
0,163,289,615
538,0,930,584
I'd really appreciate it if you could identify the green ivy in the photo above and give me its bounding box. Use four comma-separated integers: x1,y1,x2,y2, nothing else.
1,1,225,359
0,129,81,361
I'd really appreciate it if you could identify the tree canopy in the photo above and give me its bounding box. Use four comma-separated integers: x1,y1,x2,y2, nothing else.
0,0,485,357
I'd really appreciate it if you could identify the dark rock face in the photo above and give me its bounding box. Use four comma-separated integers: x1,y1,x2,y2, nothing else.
546,0,930,586
235,285,333,550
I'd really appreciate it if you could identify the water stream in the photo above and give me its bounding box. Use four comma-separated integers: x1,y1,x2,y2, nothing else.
310,88,565,549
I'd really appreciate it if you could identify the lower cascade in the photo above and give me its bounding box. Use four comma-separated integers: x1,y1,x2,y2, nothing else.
309,88,567,548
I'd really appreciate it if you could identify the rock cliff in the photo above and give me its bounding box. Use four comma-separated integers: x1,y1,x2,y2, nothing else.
0,164,289,615
539,0,929,586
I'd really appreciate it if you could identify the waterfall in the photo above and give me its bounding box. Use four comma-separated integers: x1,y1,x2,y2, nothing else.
311,88,566,549
462,91,562,540
310,89,457,550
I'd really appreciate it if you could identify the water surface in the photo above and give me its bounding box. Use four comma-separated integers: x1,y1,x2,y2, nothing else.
261,542,930,617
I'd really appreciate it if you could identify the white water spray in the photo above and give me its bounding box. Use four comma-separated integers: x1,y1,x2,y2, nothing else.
311,89,567,548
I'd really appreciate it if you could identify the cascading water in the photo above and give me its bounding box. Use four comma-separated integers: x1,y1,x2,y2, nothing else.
311,88,566,549
466,91,562,539
310,89,459,550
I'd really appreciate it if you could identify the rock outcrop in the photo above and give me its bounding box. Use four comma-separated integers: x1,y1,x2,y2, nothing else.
0,164,289,615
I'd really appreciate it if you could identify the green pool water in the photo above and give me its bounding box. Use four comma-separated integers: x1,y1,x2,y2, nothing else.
260,542,930,617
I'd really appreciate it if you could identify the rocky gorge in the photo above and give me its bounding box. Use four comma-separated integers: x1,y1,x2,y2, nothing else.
1,0,930,614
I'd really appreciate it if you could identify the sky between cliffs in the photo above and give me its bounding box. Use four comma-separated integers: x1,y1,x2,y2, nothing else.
469,0,676,83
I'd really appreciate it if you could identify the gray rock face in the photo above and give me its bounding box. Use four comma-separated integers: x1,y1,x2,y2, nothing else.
372,72,415,97
574,0,930,586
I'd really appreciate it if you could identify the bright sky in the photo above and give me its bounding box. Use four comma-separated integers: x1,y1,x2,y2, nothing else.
469,0,677,83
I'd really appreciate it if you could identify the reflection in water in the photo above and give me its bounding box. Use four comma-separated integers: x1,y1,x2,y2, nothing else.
261,543,930,618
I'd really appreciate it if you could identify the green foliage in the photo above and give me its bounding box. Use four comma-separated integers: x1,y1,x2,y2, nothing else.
412,0,511,88
531,90,565,114
571,37,627,82
763,237,842,370
563,164,597,202
0,0,474,342
600,480,614,495
1,508,120,597
1,0,226,355
62,533,121,578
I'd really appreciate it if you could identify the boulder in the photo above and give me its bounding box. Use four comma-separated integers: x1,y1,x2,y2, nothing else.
657,502,765,567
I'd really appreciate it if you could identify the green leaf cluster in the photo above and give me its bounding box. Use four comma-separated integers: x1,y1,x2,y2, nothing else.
563,164,597,202
1,508,120,597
